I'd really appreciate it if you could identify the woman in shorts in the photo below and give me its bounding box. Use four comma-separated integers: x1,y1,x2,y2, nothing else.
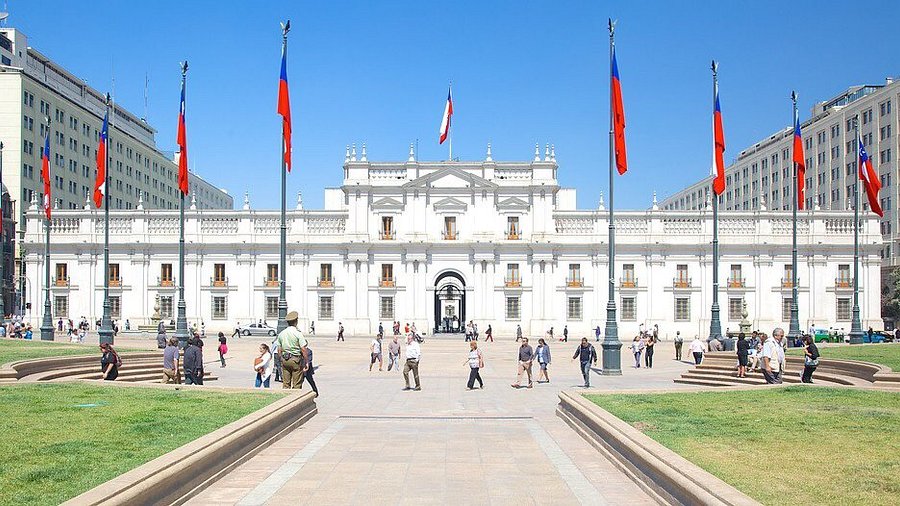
535,338,551,383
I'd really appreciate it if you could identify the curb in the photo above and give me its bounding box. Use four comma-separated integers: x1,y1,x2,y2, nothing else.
62,390,317,506
557,390,760,506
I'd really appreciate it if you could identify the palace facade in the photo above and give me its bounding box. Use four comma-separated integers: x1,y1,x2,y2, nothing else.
21,147,882,338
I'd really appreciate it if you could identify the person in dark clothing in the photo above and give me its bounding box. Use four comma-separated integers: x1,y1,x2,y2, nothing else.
801,335,820,383
183,338,204,385
736,333,750,378
572,338,598,388
644,333,656,368
217,332,228,367
156,320,167,349
304,346,319,396
562,325,568,342
99,342,119,381
485,325,493,343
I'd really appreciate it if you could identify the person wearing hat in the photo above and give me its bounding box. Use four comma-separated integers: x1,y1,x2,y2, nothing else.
276,310,309,389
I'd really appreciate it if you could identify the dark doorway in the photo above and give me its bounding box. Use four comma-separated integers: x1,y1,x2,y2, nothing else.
434,271,465,333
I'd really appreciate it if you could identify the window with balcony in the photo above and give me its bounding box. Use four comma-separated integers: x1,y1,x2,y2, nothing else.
567,264,583,287
621,297,636,321
836,298,851,321
674,265,690,288
380,296,394,320
109,263,120,286
110,296,121,319
265,296,279,319
506,296,520,320
158,263,173,287
160,296,173,319
674,297,690,321
266,264,279,287
505,264,520,287
212,296,227,319
567,297,582,320
319,264,333,287
621,264,636,287
319,296,334,320
836,264,850,288
728,297,743,321
213,264,226,287
728,264,744,287
380,264,394,287
381,216,395,240
54,295,69,317
443,216,457,240
782,264,793,287
55,263,68,286
507,217,520,240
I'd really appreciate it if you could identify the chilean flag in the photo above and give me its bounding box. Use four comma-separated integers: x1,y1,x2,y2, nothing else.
93,109,108,208
41,131,51,220
177,79,189,194
278,43,292,172
858,133,883,217
439,85,453,144
611,48,627,175
792,108,806,209
712,79,726,195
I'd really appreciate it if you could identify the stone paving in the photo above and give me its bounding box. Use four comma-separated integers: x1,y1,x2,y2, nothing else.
116,332,695,505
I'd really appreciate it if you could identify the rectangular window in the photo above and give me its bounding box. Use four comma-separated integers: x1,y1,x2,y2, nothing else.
567,264,582,287
265,296,279,319
674,297,690,321
160,263,173,286
507,216,520,239
782,298,792,322
319,296,334,320
836,298,851,321
109,296,121,319
381,216,394,239
675,264,689,287
266,263,278,286
506,263,520,286
109,263,120,286
621,297,636,321
55,263,68,286
380,296,394,320
567,297,582,320
443,216,457,240
505,296,520,320
622,264,635,287
728,297,743,321
212,296,227,319
213,264,226,286
319,263,333,286
783,264,793,287
54,295,69,317
160,296,173,319
837,264,850,287
729,264,742,287
380,264,394,287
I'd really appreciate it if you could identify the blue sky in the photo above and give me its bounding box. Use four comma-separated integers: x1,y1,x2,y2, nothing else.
10,0,899,210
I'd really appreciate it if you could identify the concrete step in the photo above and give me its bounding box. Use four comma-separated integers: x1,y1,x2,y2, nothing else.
673,377,735,387
63,371,218,383
690,364,853,385
680,372,769,386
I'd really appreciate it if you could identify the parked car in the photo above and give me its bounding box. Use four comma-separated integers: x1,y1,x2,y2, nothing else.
865,331,888,344
810,328,840,343
237,322,277,337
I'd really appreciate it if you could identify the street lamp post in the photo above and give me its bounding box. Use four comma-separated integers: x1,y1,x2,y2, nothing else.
98,95,114,345
174,62,191,348
788,92,801,343
848,118,864,344
708,61,723,346
40,120,53,341
0,140,5,320
276,21,291,335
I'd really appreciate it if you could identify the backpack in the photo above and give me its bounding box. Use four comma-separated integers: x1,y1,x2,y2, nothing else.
112,352,122,368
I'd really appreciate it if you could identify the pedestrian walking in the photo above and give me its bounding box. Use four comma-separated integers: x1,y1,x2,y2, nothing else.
511,338,534,389
761,328,785,384
674,331,683,360
736,333,749,378
277,311,310,389
465,341,484,390
217,332,228,368
254,343,274,388
156,320,167,349
309,321,316,335
337,322,345,342
402,335,422,391
630,336,644,368
370,334,384,371
516,324,523,342
465,321,473,342
304,346,319,396
563,325,568,342
271,335,283,383
99,342,120,381
387,335,401,371
378,322,384,338
485,324,493,342
572,338,598,388
595,325,601,342
183,338,204,385
535,338,551,383
644,331,656,368
801,334,819,383
162,337,181,384
689,336,705,365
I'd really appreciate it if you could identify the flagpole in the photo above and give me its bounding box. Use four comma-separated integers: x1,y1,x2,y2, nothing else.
448,82,452,161
708,61,723,345
98,94,114,345
175,62,190,348
848,118,864,344
276,22,290,335
601,18,622,376
788,92,801,342
40,117,54,341
0,140,5,320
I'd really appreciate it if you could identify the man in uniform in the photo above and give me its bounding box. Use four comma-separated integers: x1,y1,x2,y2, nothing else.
276,311,309,389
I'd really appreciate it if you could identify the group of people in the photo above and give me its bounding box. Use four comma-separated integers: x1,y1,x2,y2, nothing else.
628,325,659,368
1,315,33,339
734,328,820,384
512,337,598,388
57,317,92,342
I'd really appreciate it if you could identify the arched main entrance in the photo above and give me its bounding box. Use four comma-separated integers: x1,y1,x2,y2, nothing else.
434,271,466,334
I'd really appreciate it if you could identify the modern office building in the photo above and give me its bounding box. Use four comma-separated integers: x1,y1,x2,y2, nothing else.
661,78,899,265
0,26,232,312
22,146,881,337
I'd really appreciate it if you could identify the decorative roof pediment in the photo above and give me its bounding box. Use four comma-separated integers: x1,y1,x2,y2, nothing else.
371,197,405,211
496,196,531,211
432,196,468,213
402,167,499,190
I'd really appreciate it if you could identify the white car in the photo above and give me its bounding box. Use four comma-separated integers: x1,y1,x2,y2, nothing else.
237,322,277,337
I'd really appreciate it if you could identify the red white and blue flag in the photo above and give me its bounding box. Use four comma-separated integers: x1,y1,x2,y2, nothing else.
177,79,189,194
41,131,51,219
611,48,627,175
278,43,292,172
712,78,726,195
858,133,883,217
439,85,453,144
93,109,108,208
792,108,806,209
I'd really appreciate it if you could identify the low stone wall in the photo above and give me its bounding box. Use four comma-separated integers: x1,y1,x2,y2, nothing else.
1,352,160,381
62,389,317,506
557,390,759,506
703,351,900,386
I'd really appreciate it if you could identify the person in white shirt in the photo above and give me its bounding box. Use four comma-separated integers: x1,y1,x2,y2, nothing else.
369,335,383,372
403,335,422,391
761,328,784,384
689,336,705,365
254,343,274,388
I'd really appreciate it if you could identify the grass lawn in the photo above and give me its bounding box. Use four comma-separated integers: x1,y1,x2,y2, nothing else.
0,338,141,366
587,386,900,506
0,383,284,505
787,343,900,372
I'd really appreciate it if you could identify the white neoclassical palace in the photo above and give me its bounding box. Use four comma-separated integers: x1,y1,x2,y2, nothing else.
21,146,882,339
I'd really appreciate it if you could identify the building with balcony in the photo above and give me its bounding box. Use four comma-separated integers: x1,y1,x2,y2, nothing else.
20,147,882,337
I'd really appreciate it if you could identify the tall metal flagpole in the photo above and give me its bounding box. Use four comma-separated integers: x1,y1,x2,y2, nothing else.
175,62,190,348
276,21,290,335
708,61,723,345
788,92,801,341
0,140,5,320
601,18,622,375
848,118,864,344
448,82,452,161
40,117,54,341
98,94,114,345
